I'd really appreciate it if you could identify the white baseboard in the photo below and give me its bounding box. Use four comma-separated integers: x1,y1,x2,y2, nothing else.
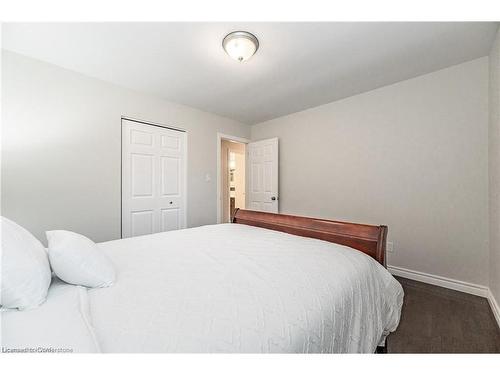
488,289,500,329
387,265,500,330
387,265,489,297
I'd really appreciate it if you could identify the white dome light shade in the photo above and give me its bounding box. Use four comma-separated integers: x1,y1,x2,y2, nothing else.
222,31,259,62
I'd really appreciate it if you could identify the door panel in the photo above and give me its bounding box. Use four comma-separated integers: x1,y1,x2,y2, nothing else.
160,156,180,196
246,138,278,213
161,208,180,232
131,210,154,237
131,154,154,197
251,163,260,192
122,119,186,238
161,135,180,150
130,129,153,145
264,161,273,192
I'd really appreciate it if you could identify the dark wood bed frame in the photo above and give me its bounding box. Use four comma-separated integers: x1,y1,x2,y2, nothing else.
232,209,390,353
232,209,388,267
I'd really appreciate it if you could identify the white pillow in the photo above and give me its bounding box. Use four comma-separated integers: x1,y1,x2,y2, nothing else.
1,279,101,353
46,230,115,288
1,216,52,310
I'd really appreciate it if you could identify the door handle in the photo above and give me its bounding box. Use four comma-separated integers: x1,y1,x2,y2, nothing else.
271,196,277,201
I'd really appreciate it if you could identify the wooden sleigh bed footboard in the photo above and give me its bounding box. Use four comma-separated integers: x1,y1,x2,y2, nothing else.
232,209,388,267
232,209,390,353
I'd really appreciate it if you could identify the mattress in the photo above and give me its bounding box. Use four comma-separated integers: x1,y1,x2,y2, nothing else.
2,223,404,353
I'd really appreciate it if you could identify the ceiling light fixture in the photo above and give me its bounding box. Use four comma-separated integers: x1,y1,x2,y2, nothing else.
222,31,259,62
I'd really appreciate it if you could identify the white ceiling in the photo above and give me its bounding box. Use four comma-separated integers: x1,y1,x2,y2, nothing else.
2,22,498,124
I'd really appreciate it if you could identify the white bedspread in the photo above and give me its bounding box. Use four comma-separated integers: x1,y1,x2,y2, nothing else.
86,223,403,353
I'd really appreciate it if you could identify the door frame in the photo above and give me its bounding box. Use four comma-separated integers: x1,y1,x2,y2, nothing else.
216,133,250,224
121,116,188,238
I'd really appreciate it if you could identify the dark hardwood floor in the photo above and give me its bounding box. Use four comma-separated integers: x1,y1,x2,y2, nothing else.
387,277,500,353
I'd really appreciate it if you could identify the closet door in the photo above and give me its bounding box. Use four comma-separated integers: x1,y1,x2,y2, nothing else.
121,119,186,238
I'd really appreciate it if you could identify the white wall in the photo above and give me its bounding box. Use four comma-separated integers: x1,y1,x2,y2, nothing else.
489,28,500,304
252,58,490,286
1,51,250,244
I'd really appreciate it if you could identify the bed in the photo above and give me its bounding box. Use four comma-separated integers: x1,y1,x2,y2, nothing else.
1,210,404,353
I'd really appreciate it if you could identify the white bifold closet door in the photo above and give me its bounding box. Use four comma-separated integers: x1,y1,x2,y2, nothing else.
246,138,279,213
121,119,186,238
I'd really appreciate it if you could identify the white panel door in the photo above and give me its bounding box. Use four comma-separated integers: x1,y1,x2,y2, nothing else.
122,119,186,238
246,138,279,213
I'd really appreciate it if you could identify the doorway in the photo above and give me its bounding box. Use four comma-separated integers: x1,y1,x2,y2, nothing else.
217,134,249,223
216,134,279,223
221,139,246,223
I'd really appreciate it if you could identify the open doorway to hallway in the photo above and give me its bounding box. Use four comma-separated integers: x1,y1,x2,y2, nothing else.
220,139,246,223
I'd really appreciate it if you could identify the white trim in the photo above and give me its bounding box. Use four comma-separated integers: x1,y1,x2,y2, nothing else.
488,289,500,329
388,265,500,330
183,131,188,229
216,133,250,224
387,265,489,297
